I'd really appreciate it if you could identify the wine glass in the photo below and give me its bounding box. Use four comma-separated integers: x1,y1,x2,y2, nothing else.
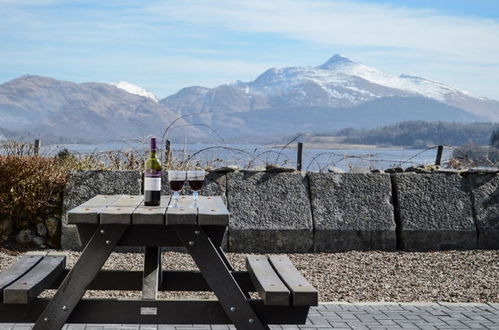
187,170,205,207
168,171,186,208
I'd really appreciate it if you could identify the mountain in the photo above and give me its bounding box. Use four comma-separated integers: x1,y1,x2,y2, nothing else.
1,56,498,143
160,54,499,122
0,75,201,141
109,81,159,102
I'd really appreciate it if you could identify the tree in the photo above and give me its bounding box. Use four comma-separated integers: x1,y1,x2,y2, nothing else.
492,128,499,149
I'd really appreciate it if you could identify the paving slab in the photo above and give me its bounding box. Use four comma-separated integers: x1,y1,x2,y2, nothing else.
3,303,498,329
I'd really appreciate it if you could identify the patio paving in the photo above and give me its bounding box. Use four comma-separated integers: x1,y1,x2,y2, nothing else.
1,302,498,329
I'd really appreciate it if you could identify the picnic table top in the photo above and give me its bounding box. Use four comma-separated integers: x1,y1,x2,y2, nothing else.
68,194,229,226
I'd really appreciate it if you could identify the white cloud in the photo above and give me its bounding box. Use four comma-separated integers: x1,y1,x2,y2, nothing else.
1,0,499,99
137,0,499,98
149,0,499,64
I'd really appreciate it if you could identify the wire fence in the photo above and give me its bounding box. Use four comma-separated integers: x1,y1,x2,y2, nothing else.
1,139,497,172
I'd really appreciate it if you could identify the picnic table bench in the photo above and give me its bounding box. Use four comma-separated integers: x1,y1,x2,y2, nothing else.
0,194,318,330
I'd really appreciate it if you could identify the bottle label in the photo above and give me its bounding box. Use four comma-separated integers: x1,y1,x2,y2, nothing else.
144,170,161,191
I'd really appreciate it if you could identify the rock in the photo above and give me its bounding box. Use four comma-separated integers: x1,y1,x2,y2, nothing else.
466,167,499,174
240,166,266,173
227,171,313,252
435,168,462,174
61,170,141,250
328,166,345,173
309,173,396,252
210,165,239,173
392,173,476,251
385,167,404,173
45,217,60,237
36,222,48,237
265,164,296,173
405,166,426,173
349,167,370,173
468,173,499,249
0,217,13,242
16,229,34,244
32,236,46,248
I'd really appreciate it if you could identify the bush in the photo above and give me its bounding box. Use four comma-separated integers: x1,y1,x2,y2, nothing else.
0,156,68,227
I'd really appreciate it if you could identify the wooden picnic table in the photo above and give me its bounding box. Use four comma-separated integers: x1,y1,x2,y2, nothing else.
0,194,317,330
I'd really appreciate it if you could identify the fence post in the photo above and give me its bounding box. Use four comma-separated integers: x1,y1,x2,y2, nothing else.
165,140,172,167
34,139,41,156
297,142,303,171
435,145,444,166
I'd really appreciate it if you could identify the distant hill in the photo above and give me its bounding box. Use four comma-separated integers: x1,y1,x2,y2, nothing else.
161,54,499,122
1,54,498,142
325,121,499,148
0,75,203,141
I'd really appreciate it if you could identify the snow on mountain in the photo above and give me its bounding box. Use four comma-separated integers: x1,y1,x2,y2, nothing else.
243,54,465,103
160,54,499,125
109,81,159,102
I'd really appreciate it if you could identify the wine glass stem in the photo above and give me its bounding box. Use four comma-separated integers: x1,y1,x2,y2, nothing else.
193,191,199,201
173,191,179,207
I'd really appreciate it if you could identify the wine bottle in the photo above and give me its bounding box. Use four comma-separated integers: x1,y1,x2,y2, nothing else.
144,137,161,206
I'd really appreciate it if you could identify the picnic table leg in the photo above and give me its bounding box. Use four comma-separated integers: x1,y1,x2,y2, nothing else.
32,224,128,330
174,226,270,330
142,246,161,300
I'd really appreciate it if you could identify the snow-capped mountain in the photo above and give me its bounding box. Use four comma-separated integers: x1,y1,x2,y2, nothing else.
160,54,499,121
109,81,159,102
1,56,498,142
0,75,201,141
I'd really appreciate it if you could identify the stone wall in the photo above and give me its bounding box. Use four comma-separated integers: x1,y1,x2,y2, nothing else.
61,170,499,252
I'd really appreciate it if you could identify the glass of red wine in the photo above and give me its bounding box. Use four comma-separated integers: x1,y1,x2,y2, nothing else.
168,171,186,208
187,170,205,207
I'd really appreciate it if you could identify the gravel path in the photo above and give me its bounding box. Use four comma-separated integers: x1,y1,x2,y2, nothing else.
1,248,497,302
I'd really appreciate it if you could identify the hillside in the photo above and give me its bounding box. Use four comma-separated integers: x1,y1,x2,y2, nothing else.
1,55,498,142
0,75,202,141
308,121,499,148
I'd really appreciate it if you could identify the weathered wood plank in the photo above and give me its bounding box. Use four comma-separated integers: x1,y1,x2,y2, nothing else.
142,247,161,300
3,254,66,304
100,195,143,224
80,195,120,207
166,196,197,225
132,196,170,225
268,255,318,306
246,256,290,306
198,196,229,226
0,253,45,303
109,195,144,207
68,206,105,224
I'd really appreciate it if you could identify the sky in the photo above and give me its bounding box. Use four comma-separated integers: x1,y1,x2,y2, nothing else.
1,0,499,100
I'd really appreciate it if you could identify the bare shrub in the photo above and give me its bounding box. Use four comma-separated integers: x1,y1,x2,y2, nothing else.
0,156,68,227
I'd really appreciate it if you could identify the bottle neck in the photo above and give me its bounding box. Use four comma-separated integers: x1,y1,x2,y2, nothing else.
149,150,157,158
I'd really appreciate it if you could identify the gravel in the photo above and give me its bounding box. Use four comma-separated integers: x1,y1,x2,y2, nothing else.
1,248,497,303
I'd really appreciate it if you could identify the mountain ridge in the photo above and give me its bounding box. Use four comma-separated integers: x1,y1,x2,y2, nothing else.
161,54,499,121
1,55,498,142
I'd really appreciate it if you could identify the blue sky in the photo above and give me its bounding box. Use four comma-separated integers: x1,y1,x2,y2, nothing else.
1,0,499,99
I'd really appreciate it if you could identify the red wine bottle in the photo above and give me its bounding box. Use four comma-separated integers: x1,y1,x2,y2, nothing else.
144,137,161,206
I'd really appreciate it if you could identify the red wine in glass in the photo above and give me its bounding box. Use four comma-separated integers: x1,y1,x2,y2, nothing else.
169,180,185,192
188,179,204,191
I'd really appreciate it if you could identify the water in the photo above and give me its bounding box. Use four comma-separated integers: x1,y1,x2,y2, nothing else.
39,142,454,172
